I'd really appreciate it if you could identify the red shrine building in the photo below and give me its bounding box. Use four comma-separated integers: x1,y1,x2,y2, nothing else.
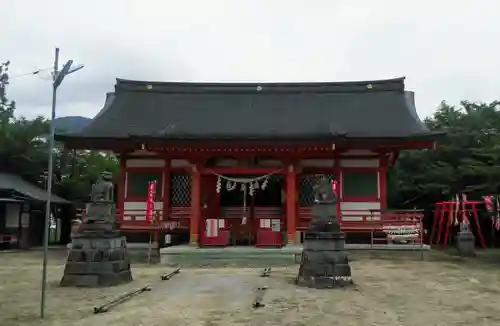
58,77,439,247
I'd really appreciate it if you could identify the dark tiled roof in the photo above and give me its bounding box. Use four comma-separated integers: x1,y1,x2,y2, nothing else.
61,77,437,140
0,173,70,204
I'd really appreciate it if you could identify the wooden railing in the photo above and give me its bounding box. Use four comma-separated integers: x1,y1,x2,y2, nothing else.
298,207,424,244
0,234,18,246
254,206,282,219
220,206,250,219
116,206,191,231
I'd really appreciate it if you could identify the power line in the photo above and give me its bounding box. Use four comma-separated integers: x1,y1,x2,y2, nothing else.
9,67,52,80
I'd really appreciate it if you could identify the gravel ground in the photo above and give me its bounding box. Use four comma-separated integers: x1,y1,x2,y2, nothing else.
1,250,500,326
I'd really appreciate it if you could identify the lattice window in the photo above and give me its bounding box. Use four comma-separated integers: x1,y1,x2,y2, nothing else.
170,173,191,206
299,174,335,206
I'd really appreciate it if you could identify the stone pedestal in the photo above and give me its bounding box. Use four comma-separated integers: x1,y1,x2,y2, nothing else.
296,175,353,288
296,192,352,288
60,223,133,287
456,231,476,257
297,231,352,288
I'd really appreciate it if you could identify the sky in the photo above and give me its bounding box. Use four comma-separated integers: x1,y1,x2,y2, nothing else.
2,0,499,120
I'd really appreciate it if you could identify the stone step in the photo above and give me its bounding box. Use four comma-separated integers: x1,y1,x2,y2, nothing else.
159,244,430,267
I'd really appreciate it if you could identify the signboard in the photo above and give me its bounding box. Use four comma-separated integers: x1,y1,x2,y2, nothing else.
271,219,281,232
162,221,181,230
145,180,157,222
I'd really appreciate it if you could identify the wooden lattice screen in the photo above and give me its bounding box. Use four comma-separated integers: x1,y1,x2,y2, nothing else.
170,173,191,206
298,174,335,206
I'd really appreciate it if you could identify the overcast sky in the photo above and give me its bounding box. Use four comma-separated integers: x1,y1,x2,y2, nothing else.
2,0,499,120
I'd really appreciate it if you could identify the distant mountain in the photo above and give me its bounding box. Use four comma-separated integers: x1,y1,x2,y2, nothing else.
53,116,91,134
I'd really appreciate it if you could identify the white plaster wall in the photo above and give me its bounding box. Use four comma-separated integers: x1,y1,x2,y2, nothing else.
210,158,239,167
300,159,335,167
170,159,191,168
339,158,379,168
340,202,381,221
126,159,165,168
341,150,377,156
128,150,158,156
123,201,164,221
256,159,283,167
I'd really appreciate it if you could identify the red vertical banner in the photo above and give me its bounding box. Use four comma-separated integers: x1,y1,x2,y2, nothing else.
461,193,469,225
483,195,494,212
145,180,157,222
331,180,338,195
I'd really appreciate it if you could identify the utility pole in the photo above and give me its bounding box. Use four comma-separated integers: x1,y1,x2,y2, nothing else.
40,47,59,319
40,48,84,319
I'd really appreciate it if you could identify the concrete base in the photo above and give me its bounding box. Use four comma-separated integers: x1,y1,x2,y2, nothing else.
60,231,133,287
160,245,300,267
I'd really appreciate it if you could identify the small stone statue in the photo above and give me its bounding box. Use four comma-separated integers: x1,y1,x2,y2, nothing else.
460,220,470,232
457,219,475,256
91,171,114,202
313,175,337,204
85,171,116,224
309,176,339,233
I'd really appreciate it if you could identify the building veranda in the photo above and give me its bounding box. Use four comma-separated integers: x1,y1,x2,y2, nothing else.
57,77,440,248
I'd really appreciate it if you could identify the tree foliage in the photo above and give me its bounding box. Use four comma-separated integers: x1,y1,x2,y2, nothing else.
389,100,500,208
0,61,118,203
0,61,15,126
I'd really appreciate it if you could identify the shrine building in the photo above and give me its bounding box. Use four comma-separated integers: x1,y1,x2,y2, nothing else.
57,77,439,248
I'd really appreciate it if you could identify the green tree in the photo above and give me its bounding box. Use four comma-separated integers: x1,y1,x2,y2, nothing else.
0,60,119,203
59,150,118,202
0,61,15,126
389,100,500,208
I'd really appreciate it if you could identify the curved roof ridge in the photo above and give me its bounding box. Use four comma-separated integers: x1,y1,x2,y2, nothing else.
56,76,443,143
115,77,405,87
114,77,405,94
74,92,115,136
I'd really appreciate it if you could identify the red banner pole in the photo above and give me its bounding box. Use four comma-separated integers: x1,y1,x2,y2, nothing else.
146,180,157,222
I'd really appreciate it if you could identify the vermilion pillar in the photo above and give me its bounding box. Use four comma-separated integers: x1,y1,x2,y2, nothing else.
286,163,297,245
333,155,341,220
117,153,126,223
189,165,201,245
158,158,170,244
379,154,388,209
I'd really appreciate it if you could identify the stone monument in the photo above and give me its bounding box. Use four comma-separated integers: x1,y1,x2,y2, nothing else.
296,175,353,288
60,171,133,287
456,221,476,257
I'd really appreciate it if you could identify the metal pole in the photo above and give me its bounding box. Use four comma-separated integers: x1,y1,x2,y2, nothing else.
41,47,59,319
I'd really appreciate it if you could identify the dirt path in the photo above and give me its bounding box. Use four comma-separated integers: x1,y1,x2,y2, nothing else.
1,251,500,326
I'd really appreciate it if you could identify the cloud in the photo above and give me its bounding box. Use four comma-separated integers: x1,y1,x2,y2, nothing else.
2,0,499,120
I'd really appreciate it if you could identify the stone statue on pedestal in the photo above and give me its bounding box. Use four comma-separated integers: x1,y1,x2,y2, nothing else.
86,172,116,224
296,175,353,289
60,171,133,287
456,220,476,257
91,171,114,201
